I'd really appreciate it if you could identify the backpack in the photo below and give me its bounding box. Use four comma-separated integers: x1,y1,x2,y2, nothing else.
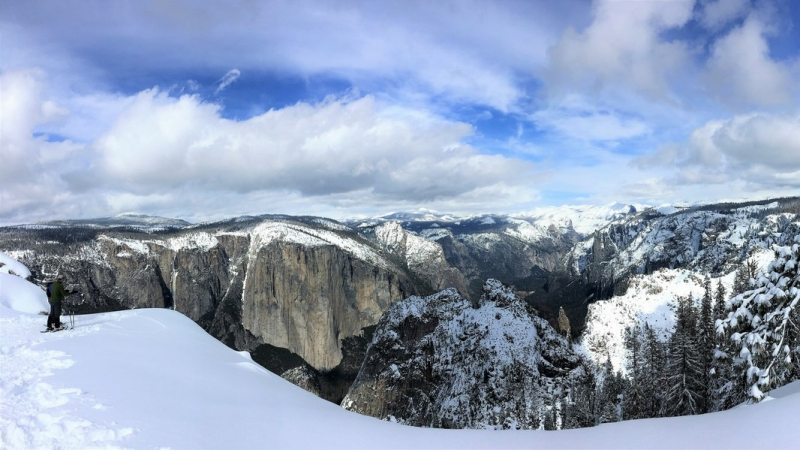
47,283,53,297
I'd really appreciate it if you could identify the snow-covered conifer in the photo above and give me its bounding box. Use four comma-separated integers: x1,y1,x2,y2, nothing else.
717,237,800,402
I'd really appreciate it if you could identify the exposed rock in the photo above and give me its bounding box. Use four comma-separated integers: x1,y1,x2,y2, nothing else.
241,240,415,369
371,221,469,295
342,279,580,429
281,366,322,397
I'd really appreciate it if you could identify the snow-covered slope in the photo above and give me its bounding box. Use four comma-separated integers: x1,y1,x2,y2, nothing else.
2,262,800,449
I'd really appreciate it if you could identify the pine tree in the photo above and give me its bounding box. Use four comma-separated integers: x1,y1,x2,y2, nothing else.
713,279,726,322
697,276,714,413
717,238,800,401
563,363,598,429
662,295,704,417
598,359,624,424
732,258,760,296
709,279,742,411
622,324,647,420
642,323,666,417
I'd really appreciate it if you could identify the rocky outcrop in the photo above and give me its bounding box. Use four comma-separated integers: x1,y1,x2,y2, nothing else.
341,279,580,429
371,221,469,295
281,366,323,397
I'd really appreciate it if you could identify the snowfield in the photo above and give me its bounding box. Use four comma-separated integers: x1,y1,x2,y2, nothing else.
2,261,800,449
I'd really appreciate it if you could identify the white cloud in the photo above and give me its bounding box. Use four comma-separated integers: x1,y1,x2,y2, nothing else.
704,17,797,107
545,0,694,100
90,90,540,201
214,69,240,94
633,113,800,190
0,70,544,224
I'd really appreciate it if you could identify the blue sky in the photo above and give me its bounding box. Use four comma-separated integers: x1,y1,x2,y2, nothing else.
1,0,798,224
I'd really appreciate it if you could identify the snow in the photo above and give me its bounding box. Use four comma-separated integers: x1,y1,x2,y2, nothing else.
3,256,800,449
479,216,496,225
0,273,49,315
580,268,710,373
374,222,444,269
250,220,390,269
0,251,32,278
517,202,646,235
503,218,551,243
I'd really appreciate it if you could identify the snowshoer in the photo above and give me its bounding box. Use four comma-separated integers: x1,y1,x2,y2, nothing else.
46,274,74,331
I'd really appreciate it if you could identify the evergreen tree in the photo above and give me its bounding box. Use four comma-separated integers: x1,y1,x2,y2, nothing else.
697,276,714,413
563,363,598,429
622,324,647,420
710,279,742,411
642,323,666,417
713,279,726,323
717,238,800,401
732,258,760,296
662,295,704,417
598,359,625,424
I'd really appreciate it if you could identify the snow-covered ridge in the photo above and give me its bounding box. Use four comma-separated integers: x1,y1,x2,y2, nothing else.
569,205,798,278
94,217,389,267
98,232,220,255
345,280,579,429
250,220,390,269
502,218,555,243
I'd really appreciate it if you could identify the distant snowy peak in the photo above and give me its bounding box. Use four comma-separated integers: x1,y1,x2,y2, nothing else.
517,202,650,235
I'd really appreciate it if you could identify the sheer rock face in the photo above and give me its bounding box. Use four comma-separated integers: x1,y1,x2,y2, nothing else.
241,240,415,369
342,280,580,429
13,219,420,371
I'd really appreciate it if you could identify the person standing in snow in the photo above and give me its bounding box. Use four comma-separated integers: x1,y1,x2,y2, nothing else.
46,274,74,331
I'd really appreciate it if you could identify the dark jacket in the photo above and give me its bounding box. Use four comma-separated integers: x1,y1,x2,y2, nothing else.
48,281,72,305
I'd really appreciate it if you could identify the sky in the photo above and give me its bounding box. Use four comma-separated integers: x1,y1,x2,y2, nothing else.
1,0,799,225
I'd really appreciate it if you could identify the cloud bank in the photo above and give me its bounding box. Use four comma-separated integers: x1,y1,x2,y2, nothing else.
1,0,798,224
0,70,541,224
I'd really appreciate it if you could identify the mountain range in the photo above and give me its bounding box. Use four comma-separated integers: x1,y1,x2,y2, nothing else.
1,197,798,418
